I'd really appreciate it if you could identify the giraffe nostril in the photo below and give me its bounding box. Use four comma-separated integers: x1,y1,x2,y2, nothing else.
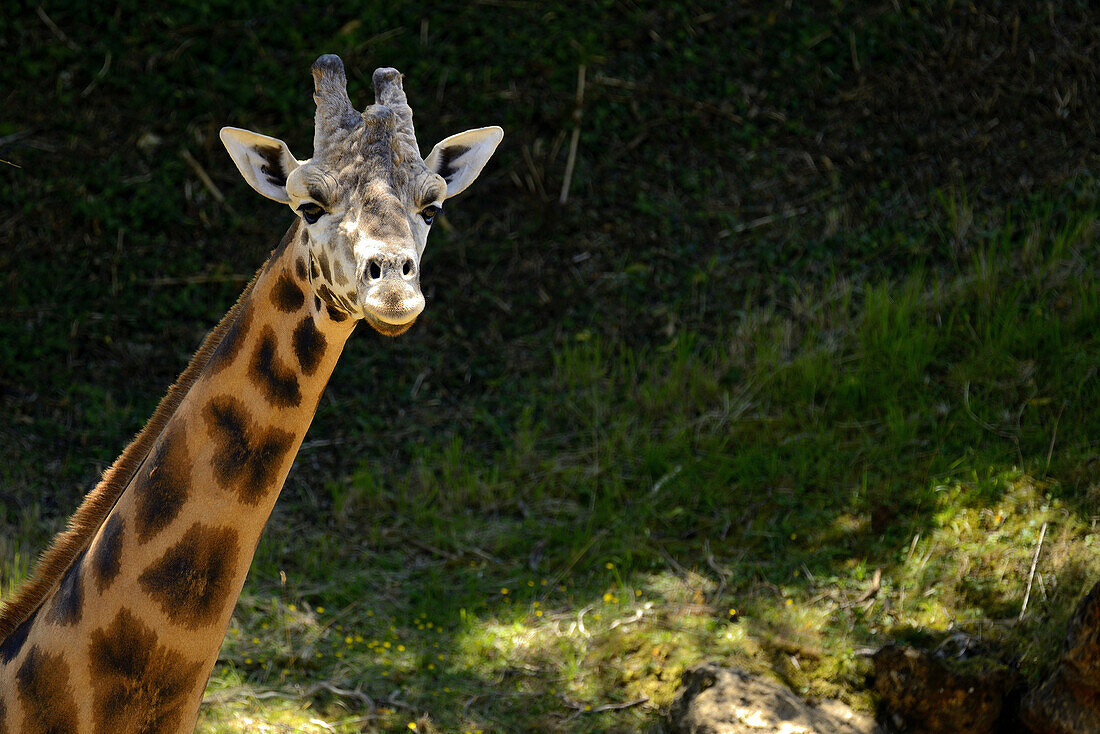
368,259,382,281
402,258,413,277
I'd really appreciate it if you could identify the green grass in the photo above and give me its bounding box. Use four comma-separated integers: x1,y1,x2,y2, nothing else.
197,198,1098,732
2,2,1099,732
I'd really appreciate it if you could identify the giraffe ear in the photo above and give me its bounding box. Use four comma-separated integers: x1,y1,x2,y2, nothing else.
424,126,503,200
219,127,301,204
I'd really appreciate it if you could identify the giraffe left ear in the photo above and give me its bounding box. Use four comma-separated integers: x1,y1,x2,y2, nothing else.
424,126,503,200
219,127,301,204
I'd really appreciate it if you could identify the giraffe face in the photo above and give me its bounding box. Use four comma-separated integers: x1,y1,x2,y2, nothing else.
280,129,444,336
220,57,503,336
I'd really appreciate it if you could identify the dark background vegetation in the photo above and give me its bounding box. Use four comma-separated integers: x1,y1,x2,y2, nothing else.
1,2,1098,732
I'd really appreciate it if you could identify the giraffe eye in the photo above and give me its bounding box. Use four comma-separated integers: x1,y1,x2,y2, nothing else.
420,204,441,225
297,202,325,224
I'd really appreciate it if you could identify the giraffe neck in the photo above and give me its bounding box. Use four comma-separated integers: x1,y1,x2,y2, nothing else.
0,221,358,733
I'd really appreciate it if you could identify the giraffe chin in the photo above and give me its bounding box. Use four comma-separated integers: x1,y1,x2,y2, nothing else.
363,313,416,337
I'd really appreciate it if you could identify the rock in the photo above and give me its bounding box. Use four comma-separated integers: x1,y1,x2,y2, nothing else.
1021,581,1100,733
872,644,1022,734
668,662,881,734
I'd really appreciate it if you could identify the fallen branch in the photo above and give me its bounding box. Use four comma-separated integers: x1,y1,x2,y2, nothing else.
180,148,237,216
561,695,649,714
1019,521,1048,621
559,64,586,204
609,607,646,629
841,568,881,608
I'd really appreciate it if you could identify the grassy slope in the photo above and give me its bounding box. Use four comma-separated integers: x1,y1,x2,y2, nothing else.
1,2,1098,732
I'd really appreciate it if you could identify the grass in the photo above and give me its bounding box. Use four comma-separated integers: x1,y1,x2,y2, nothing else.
2,1,1099,732
199,195,1098,732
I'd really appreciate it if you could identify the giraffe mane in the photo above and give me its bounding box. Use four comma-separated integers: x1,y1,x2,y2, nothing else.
0,223,299,641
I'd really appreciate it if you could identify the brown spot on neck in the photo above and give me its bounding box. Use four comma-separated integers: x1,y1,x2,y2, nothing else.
249,327,303,409
16,645,78,732
133,421,190,544
292,315,328,375
203,396,296,504
89,607,205,733
271,272,306,313
138,522,241,629
45,549,86,627
92,514,125,593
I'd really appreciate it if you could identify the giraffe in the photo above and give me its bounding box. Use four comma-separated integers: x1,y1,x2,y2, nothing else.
0,54,502,733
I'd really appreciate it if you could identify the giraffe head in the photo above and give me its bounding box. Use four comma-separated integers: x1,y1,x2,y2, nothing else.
219,55,502,336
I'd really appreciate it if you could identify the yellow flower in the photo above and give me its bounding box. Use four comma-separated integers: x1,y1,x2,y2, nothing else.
535,610,543,617
785,598,793,607
288,604,297,612
407,723,417,730
605,562,614,570
316,606,325,614
397,645,406,652
500,587,509,595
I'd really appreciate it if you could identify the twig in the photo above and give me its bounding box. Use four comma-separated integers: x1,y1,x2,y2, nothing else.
656,544,690,579
559,64,586,204
576,605,593,637
718,207,808,238
648,464,682,495
180,148,237,216
203,687,296,704
1043,402,1066,478
609,607,645,629
1019,521,1048,621
36,6,80,50
80,51,112,98
307,681,375,707
561,695,649,714
842,568,881,608
385,691,418,710
404,535,459,561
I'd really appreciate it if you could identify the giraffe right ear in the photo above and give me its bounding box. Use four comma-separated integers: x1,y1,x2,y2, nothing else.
219,127,301,204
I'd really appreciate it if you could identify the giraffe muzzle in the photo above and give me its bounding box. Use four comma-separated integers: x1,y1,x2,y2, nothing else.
359,254,424,335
